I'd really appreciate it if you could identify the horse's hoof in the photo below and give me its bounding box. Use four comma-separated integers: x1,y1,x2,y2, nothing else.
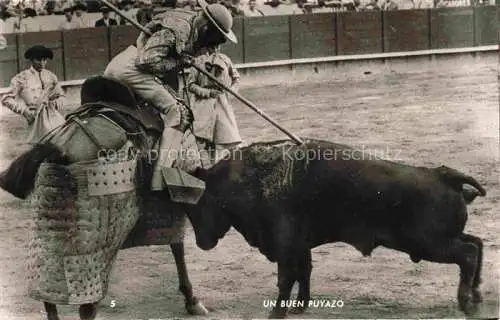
79,303,98,320
472,288,483,303
268,308,287,319
186,300,209,316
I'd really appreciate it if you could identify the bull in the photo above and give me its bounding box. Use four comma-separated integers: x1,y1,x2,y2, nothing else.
185,138,487,318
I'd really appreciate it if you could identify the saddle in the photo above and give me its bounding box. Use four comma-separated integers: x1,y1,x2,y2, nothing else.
74,76,205,204
75,76,164,135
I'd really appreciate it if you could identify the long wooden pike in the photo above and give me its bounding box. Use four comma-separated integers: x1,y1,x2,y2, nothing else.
100,0,150,34
99,0,304,145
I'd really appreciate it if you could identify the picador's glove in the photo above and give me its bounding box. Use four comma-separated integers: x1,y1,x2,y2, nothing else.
179,53,195,68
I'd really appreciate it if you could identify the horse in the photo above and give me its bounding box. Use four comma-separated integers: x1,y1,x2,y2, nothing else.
0,76,208,320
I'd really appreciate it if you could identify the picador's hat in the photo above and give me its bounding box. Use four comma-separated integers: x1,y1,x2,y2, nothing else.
198,0,237,44
24,45,54,60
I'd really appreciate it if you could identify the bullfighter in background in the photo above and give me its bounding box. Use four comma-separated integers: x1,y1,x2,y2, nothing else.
1,45,65,144
187,44,242,167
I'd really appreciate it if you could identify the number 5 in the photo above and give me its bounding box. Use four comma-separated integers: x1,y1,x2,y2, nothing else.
110,300,116,308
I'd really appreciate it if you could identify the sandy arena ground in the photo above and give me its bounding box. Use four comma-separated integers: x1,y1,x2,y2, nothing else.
0,54,498,320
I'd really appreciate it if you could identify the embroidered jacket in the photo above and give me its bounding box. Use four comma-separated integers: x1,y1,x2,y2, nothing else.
1,67,65,115
135,8,199,77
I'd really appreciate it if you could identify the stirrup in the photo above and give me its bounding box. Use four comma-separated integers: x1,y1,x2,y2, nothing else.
161,167,206,205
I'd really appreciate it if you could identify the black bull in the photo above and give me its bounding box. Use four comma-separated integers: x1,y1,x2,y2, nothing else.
184,139,486,318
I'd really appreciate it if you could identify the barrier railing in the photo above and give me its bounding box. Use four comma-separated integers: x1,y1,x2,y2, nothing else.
0,6,498,87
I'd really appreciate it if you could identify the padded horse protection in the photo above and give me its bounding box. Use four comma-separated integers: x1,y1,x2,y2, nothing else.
18,77,190,306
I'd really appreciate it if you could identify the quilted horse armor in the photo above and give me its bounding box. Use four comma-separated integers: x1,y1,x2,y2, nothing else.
21,77,191,305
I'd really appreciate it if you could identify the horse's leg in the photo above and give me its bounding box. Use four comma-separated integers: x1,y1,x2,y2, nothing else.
78,302,98,320
170,242,209,315
43,302,60,320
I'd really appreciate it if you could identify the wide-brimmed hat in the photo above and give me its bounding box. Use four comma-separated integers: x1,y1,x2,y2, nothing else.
100,5,112,13
24,45,54,60
198,0,237,44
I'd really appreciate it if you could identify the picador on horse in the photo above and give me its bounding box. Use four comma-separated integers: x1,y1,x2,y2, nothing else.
94,0,240,198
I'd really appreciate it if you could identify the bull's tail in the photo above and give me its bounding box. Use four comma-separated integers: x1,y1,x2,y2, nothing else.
436,166,486,204
0,142,67,199
462,187,482,205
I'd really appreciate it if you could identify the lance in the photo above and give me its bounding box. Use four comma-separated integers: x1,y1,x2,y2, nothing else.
99,0,304,145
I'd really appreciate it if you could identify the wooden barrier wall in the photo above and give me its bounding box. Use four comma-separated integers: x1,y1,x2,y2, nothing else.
244,15,291,62
383,10,430,52
0,34,18,87
0,6,498,86
290,13,336,59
